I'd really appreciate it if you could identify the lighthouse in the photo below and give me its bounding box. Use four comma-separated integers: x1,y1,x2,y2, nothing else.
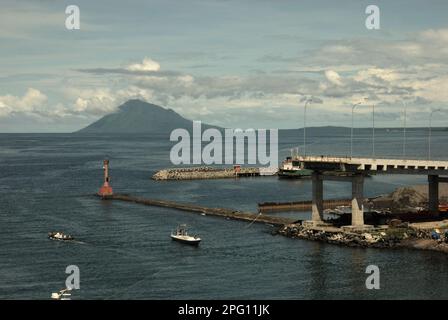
98,159,113,197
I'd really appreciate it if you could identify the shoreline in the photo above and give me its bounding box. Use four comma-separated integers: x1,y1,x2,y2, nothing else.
277,223,448,254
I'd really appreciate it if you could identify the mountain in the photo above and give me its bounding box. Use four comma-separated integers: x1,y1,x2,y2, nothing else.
76,99,213,133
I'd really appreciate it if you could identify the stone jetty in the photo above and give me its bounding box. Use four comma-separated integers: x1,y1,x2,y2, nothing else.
152,166,262,180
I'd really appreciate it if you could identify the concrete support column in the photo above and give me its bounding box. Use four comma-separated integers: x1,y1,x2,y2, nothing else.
351,175,364,226
428,175,439,215
311,172,324,223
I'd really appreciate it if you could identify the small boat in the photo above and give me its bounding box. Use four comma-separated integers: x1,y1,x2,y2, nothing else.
51,288,72,300
48,231,74,241
171,224,201,245
278,156,312,179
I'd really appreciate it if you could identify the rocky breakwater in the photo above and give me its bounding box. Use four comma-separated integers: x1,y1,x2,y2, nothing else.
279,224,396,248
152,166,259,180
278,222,448,253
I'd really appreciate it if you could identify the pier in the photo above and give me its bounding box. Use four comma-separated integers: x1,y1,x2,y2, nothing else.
106,194,295,226
298,155,448,230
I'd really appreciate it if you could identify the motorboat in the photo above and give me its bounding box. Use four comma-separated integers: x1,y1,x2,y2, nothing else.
171,224,201,245
48,231,74,241
51,288,72,300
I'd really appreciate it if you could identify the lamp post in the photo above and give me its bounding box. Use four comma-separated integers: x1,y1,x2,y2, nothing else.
372,104,375,158
303,98,312,156
428,108,441,160
402,101,407,158
351,101,362,158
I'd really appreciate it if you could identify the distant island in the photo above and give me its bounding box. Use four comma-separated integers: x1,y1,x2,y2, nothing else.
76,99,217,134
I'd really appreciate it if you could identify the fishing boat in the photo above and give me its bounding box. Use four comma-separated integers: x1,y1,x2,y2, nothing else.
171,224,201,245
48,231,74,241
278,156,312,178
51,288,72,300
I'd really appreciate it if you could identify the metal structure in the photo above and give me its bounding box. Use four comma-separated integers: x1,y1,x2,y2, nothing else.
98,159,113,197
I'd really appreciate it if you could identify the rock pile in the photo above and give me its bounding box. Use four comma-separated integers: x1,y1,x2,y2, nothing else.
390,186,427,209
278,224,415,248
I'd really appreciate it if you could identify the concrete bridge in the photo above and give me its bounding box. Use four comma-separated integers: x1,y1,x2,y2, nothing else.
297,155,448,230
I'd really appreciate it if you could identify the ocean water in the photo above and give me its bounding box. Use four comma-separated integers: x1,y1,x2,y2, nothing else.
0,129,447,299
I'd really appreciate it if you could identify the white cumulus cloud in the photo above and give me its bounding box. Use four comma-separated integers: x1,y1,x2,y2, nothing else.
126,57,161,72
325,70,343,86
0,88,47,117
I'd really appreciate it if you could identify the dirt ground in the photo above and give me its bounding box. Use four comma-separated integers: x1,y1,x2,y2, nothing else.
411,184,448,200
409,219,448,230
372,184,448,209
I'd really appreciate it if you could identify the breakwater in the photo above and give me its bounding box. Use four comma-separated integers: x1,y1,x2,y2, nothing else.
106,194,294,226
259,198,352,212
278,223,448,252
152,166,269,180
101,194,448,253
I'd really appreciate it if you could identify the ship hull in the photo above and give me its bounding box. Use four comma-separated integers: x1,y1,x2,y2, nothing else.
171,235,201,245
277,169,312,179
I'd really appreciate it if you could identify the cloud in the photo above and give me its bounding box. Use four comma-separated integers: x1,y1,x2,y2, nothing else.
354,68,399,83
76,57,180,77
325,70,343,86
71,27,448,121
126,57,161,72
70,42,448,128
0,2,61,40
76,68,179,77
4,26,448,130
63,86,154,116
299,28,448,70
419,28,448,44
0,88,47,117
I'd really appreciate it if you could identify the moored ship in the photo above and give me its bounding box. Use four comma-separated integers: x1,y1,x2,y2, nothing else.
278,156,312,178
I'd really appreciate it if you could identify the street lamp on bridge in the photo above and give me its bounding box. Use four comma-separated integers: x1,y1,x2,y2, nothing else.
372,103,375,158
351,99,375,158
428,108,441,160
303,98,313,156
350,100,367,158
402,101,407,158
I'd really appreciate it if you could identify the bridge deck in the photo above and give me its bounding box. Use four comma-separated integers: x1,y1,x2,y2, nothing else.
298,156,448,175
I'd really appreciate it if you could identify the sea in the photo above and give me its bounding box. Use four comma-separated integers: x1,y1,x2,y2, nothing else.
0,128,447,299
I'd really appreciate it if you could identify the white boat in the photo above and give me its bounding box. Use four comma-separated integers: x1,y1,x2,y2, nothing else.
48,231,74,241
333,205,352,215
171,224,201,245
51,288,72,300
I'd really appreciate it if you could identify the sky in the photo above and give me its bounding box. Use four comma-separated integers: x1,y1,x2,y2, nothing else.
1,0,448,132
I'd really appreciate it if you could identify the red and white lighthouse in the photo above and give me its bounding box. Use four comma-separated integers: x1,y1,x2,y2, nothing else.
98,159,113,197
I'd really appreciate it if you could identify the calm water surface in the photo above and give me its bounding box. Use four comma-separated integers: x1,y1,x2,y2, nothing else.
0,130,447,299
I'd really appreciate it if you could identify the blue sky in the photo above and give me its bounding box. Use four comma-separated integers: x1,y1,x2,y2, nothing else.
1,0,448,132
